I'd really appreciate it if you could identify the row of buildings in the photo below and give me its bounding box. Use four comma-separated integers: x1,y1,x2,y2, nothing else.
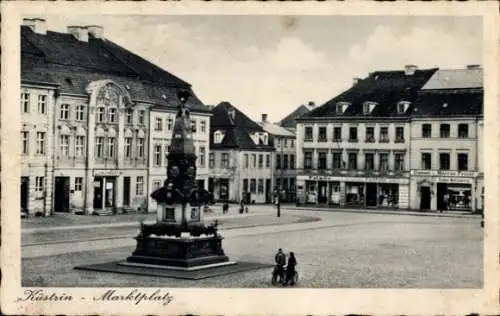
20,18,483,216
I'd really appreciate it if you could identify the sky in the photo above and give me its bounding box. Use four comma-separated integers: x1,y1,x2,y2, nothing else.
38,15,481,122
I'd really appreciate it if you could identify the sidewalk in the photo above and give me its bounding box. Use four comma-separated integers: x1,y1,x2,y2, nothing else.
283,204,480,219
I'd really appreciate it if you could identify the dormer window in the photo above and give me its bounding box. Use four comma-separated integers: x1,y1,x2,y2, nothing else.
214,130,224,144
336,102,350,114
363,102,377,115
261,132,268,145
397,101,410,114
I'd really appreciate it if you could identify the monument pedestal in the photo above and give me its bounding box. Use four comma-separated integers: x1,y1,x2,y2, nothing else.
125,235,231,268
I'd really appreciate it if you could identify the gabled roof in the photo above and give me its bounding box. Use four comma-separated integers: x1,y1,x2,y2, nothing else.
210,102,274,151
300,68,439,120
422,68,483,90
279,104,312,128
258,121,295,137
413,90,483,117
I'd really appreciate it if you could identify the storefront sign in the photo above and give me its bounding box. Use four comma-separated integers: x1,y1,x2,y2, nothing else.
413,170,476,177
436,177,472,184
299,175,409,185
94,170,121,177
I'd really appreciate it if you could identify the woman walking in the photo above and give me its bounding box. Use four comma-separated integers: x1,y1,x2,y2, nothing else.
285,252,297,286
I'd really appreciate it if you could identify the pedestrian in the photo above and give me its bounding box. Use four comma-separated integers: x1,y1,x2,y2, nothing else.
222,201,229,214
275,195,281,217
274,248,286,284
239,198,245,214
442,192,449,213
285,252,297,286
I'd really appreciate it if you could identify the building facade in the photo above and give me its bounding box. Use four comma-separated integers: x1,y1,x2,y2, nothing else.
209,102,274,203
296,66,438,209
409,67,483,212
21,18,209,216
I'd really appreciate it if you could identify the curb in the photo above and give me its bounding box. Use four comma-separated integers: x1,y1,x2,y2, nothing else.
284,207,480,219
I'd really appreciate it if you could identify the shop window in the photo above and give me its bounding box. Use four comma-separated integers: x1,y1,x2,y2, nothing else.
304,126,313,141
365,127,375,142
348,152,358,170
458,124,469,138
333,127,342,141
422,124,432,138
379,127,389,142
349,127,358,142
421,153,432,170
439,153,450,170
318,152,327,170
458,153,468,171
365,153,374,170
440,124,450,138
304,151,313,169
318,127,327,142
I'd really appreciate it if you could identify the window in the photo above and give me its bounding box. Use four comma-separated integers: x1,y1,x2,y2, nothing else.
421,153,432,170
440,124,450,138
38,95,46,114
349,127,358,142
335,103,343,114
96,107,105,123
153,180,162,190
107,137,116,158
209,153,215,168
365,153,374,170
397,101,409,114
379,127,389,142
305,126,313,141
136,176,144,195
276,155,281,169
75,177,83,191
379,153,389,171
244,154,249,168
136,138,144,158
318,127,327,142
458,153,468,171
75,105,85,121
332,152,342,169
304,151,313,169
35,176,44,192
36,132,45,155
395,127,404,143
365,127,375,142
126,109,133,124
394,153,405,171
290,154,295,169
153,117,162,131
458,124,469,138
167,117,173,131
250,179,256,194
124,137,132,158
138,110,145,125
258,179,264,194
214,131,224,144
154,145,162,166
191,120,197,133
21,131,29,155
258,154,263,168
318,152,327,170
243,179,248,193
363,103,371,114
266,154,270,168
21,93,30,113
290,139,294,148
59,135,70,156
200,120,206,133
75,136,85,157
283,154,289,169
333,127,342,141
107,108,117,123
60,104,70,120
199,146,206,168
348,152,358,170
221,153,229,168
252,154,256,168
165,146,170,165
422,124,432,138
283,139,288,148
439,153,450,170
95,137,104,158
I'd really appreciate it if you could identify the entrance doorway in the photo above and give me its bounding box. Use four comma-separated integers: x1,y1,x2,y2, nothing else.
366,183,378,207
219,179,229,201
123,176,130,207
420,186,431,210
436,183,447,211
93,177,116,210
54,176,70,212
265,179,271,203
318,181,328,204
20,177,29,211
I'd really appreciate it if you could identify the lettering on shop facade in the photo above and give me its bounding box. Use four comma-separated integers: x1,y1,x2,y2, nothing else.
93,170,122,177
412,170,476,177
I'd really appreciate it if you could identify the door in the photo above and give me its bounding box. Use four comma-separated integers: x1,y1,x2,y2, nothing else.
123,176,130,206
420,186,431,210
220,179,229,201
93,177,103,209
436,183,447,210
318,181,328,204
104,177,115,210
54,177,70,212
20,177,29,211
265,179,271,203
366,183,378,207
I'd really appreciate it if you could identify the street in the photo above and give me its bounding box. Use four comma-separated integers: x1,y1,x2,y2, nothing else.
22,207,483,288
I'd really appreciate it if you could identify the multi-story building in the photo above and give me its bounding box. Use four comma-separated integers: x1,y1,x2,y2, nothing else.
279,102,314,133
258,114,297,202
409,66,483,212
295,65,438,208
148,104,211,212
208,102,274,203
21,18,209,216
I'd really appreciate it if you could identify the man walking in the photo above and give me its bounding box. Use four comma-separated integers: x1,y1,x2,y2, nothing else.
274,248,286,283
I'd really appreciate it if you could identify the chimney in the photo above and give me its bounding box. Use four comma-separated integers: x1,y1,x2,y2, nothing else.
466,64,481,69
261,113,268,122
87,25,104,39
404,64,418,76
353,77,361,86
67,26,89,42
23,18,47,35
308,101,315,108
